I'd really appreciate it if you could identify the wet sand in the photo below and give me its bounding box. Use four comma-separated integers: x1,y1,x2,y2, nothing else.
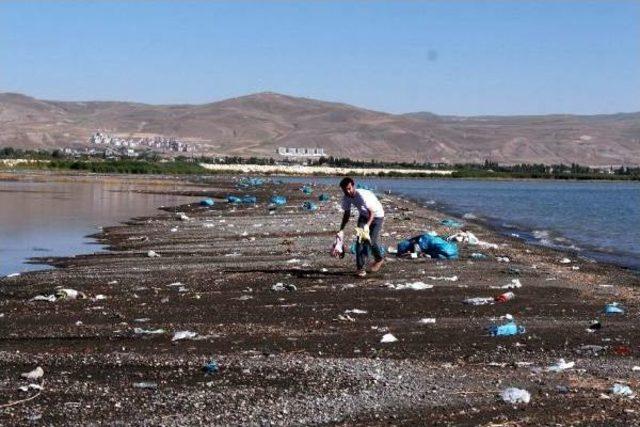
1,175,639,426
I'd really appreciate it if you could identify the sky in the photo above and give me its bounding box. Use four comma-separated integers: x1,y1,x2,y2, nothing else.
1,1,639,115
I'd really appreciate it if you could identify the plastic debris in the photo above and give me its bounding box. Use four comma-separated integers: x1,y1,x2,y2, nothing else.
134,328,166,335
611,384,634,397
345,309,368,314
269,195,287,206
613,345,632,356
559,257,572,264
603,303,625,315
501,387,531,404
172,331,198,341
331,233,346,258
318,193,330,202
380,333,398,343
147,250,161,258
302,201,318,211
418,318,436,324
241,195,257,204
427,275,458,282
5,272,20,278
200,198,215,207
227,195,242,204
587,320,602,332
489,321,525,336
133,382,158,389
271,282,297,292
386,281,434,290
21,367,44,380
463,297,494,306
495,291,515,303
496,256,510,263
19,384,43,392
448,231,479,245
546,359,575,372
471,253,488,259
56,288,87,300
301,186,313,195
30,294,57,302
440,218,463,228
202,360,220,374
176,212,190,221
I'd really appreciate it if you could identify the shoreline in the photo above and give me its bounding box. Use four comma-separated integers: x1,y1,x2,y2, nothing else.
1,174,640,425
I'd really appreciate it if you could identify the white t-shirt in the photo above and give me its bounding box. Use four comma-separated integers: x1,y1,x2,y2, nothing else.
342,189,385,218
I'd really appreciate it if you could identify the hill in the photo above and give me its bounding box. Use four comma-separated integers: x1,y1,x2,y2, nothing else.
1,92,639,165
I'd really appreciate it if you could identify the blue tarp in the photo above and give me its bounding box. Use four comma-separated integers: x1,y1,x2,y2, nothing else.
397,233,459,259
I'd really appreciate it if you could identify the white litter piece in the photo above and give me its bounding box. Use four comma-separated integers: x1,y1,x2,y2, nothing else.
337,314,355,322
463,297,494,305
611,383,634,397
176,212,190,221
30,294,57,302
203,223,215,228
286,258,301,264
632,366,640,371
427,275,458,282
501,387,531,404
546,358,575,372
18,384,43,392
134,318,151,323
386,281,433,290
92,294,107,301
170,227,178,232
492,279,522,289
345,309,368,314
380,333,398,343
496,256,510,263
418,318,436,324
560,257,572,264
147,250,161,258
21,367,44,380
5,272,20,278
387,246,398,254
571,265,580,270
75,320,83,326
410,252,418,259
134,328,166,335
166,282,184,288
108,280,118,285
271,282,297,292
56,289,87,300
447,231,480,245
172,331,198,341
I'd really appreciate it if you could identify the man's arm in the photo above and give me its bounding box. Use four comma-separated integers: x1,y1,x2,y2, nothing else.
366,208,375,227
339,210,350,232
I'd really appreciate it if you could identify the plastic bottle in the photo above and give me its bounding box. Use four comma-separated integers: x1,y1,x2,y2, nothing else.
495,291,515,303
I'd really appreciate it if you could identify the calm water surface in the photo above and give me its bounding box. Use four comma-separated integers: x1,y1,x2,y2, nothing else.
286,177,640,270
0,180,197,276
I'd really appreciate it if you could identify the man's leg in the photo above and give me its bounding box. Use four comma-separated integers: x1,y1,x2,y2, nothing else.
356,216,368,272
370,218,385,271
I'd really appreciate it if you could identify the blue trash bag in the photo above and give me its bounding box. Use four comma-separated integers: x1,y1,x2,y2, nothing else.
302,201,318,211
200,198,215,207
603,303,625,315
227,195,242,204
397,239,415,255
489,322,526,337
270,195,287,206
440,218,463,228
238,177,265,188
417,234,459,259
301,186,313,195
318,193,330,202
241,195,257,204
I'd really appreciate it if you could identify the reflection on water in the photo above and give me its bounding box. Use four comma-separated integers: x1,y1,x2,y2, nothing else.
0,180,197,275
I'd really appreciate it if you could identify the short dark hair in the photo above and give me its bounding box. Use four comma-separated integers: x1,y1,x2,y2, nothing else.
339,177,354,190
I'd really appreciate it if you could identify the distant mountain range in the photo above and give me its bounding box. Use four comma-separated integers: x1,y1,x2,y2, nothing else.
1,91,639,165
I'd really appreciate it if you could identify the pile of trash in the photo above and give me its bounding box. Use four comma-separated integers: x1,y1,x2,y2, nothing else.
227,195,258,204
31,288,88,302
237,177,265,188
269,195,287,206
397,233,459,260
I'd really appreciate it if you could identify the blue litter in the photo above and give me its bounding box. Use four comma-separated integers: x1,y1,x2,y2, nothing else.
301,186,313,195
202,360,220,374
302,201,318,211
200,198,215,207
440,219,463,228
227,195,242,204
270,195,287,206
417,234,459,259
603,303,625,315
489,321,526,337
318,193,330,202
241,195,257,204
238,177,265,188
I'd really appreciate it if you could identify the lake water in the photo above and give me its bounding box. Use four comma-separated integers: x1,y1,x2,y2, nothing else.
285,177,640,270
0,179,197,276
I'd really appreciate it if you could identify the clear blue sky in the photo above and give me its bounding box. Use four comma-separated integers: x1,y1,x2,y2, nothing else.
1,1,639,115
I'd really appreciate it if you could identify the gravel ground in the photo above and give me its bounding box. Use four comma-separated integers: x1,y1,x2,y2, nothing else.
1,175,639,426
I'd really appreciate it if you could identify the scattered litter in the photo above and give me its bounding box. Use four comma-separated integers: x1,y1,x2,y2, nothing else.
587,320,602,332
611,383,634,397
134,328,166,335
471,253,488,259
603,303,624,315
271,282,297,292
270,195,287,206
301,186,313,195
286,258,301,264
176,212,190,221
200,198,215,207
21,367,44,380
380,333,398,343
166,282,184,288
172,331,198,341
386,281,433,290
133,382,158,389
496,256,510,263
92,294,107,301
345,309,368,314
147,250,160,258
491,279,522,290
463,297,494,306
440,218,463,228
501,387,531,404
495,291,515,303
18,384,43,392
134,318,151,323
489,321,525,337
30,295,57,303
318,193,330,202
56,289,87,300
427,275,458,282
546,359,575,372
560,257,572,264
448,231,479,245
632,366,640,371
337,314,355,322
418,318,436,324
202,361,220,374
